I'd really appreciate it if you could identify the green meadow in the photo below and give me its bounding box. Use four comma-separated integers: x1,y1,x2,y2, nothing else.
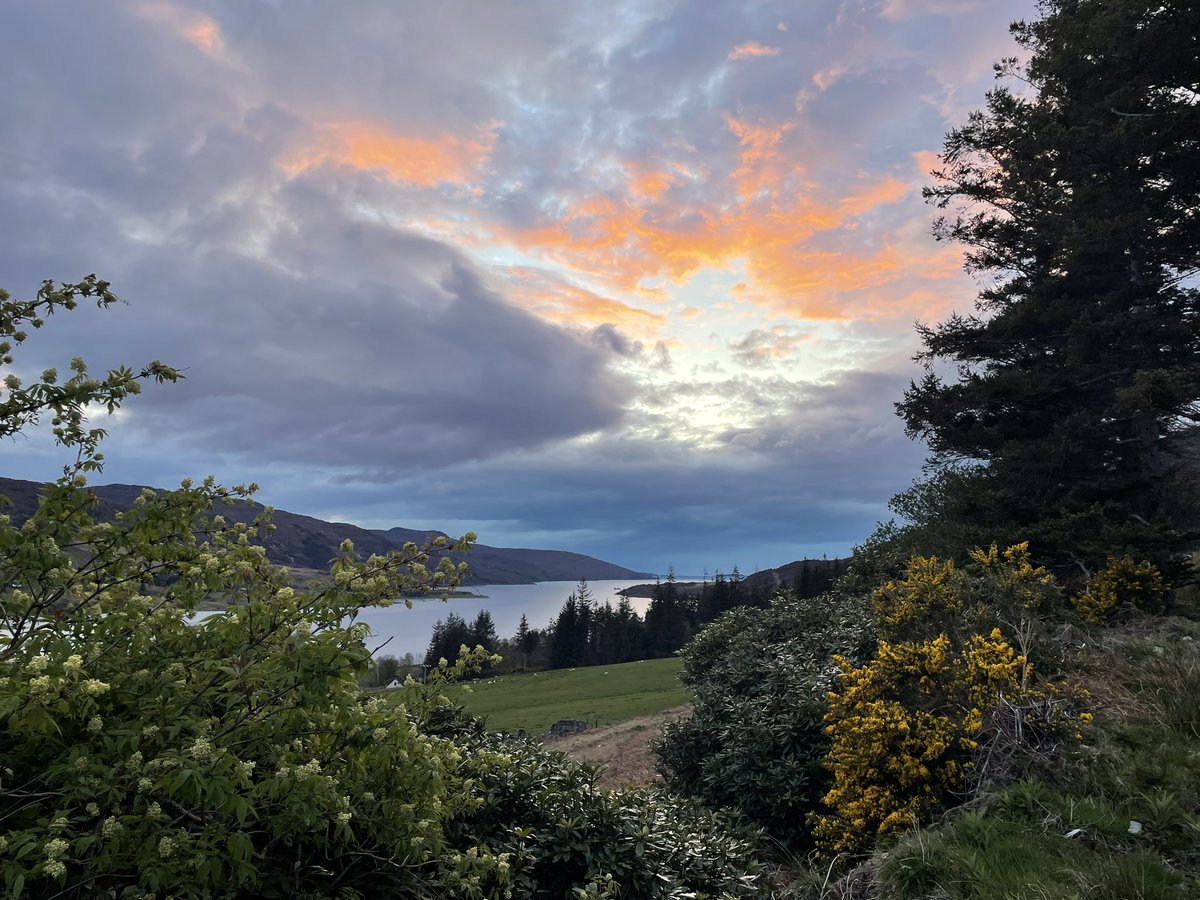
446,657,689,734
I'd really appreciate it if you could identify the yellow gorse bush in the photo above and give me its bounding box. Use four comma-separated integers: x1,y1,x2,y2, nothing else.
968,542,1056,613
871,555,963,641
814,629,1028,853
1074,556,1168,623
814,546,1083,856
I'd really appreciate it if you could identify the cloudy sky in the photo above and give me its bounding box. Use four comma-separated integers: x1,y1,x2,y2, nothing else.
0,0,1037,575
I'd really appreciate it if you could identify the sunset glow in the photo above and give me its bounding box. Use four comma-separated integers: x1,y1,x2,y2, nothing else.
0,0,1040,572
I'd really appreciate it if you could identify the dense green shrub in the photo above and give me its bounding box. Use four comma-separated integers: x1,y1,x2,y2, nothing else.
424,717,772,899
654,591,874,848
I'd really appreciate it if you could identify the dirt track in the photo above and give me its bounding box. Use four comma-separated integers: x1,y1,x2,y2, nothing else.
548,705,691,789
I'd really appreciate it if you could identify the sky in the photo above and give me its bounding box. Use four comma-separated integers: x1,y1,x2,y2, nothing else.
0,0,1039,576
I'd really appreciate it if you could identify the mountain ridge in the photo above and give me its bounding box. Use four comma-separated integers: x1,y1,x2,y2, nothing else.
0,477,653,585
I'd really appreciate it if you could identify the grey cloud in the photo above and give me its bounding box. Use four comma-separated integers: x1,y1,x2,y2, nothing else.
118,211,636,470
261,367,927,573
728,328,809,368
590,324,641,357
587,326,672,372
0,5,636,474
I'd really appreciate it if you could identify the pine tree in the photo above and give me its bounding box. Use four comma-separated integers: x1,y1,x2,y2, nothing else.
698,570,730,622
614,597,644,662
514,613,537,669
897,0,1200,574
469,609,498,653
423,612,472,667
549,592,583,669
644,568,690,658
574,579,594,665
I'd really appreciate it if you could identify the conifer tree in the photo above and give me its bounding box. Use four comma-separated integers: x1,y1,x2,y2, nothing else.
469,609,499,654
513,613,537,668
897,0,1200,573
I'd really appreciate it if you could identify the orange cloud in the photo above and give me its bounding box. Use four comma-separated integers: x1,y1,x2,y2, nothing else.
725,116,795,198
281,120,500,187
481,114,961,323
812,66,847,91
747,238,969,321
728,42,782,60
626,162,677,202
495,178,923,319
137,1,223,55
839,176,909,217
912,149,943,180
500,267,668,336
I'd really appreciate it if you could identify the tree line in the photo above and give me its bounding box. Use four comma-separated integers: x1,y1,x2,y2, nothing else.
420,558,850,675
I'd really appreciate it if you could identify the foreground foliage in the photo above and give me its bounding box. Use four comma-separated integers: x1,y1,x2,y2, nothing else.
1073,556,1170,623
813,545,1084,855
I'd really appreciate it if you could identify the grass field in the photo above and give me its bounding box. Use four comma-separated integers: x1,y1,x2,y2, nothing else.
446,657,689,735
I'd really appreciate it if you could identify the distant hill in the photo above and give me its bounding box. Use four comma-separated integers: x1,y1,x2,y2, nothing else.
0,477,652,585
618,557,851,599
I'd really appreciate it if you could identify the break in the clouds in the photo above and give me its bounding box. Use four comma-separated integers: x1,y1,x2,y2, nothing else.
0,0,1036,573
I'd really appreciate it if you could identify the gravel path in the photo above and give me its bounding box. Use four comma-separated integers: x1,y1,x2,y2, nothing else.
548,705,691,789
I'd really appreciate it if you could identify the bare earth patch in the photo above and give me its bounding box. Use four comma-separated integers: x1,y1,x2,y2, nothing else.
548,705,691,789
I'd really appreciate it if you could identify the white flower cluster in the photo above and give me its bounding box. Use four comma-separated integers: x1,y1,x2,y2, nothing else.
81,679,110,696
43,837,69,879
188,737,214,762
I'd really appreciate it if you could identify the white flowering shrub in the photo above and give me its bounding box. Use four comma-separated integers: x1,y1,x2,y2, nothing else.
0,280,772,899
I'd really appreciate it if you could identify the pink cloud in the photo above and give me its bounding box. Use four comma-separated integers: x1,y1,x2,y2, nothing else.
136,1,223,56
728,41,782,60
280,119,501,187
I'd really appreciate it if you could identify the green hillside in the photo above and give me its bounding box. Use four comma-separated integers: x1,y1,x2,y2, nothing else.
446,658,688,735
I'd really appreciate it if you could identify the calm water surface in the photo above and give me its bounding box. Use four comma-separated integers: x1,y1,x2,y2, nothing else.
356,580,653,659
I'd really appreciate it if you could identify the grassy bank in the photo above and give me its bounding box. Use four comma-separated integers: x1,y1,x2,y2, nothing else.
446,657,688,735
